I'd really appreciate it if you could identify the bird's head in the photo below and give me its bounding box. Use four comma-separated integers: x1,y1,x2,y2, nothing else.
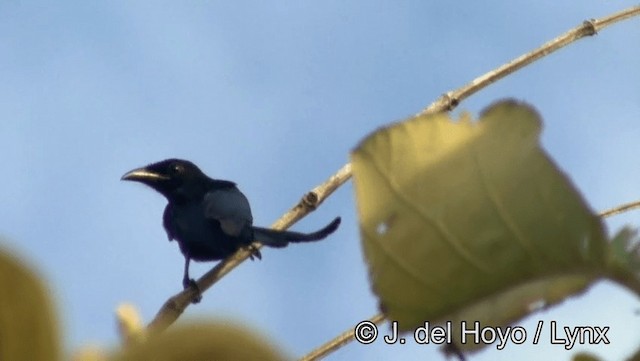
121,158,210,201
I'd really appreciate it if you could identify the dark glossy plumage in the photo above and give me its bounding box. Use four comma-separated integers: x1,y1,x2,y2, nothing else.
122,158,341,294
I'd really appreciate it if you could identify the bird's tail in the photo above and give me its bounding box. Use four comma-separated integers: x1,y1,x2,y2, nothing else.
253,217,341,248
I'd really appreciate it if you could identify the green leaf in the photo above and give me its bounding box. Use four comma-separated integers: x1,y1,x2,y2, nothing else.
607,227,640,272
113,321,287,361
0,246,60,361
351,100,608,350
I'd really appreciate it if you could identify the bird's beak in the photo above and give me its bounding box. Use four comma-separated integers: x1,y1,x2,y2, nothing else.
121,167,170,182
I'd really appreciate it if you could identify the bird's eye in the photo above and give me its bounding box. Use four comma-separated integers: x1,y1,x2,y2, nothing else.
170,163,183,174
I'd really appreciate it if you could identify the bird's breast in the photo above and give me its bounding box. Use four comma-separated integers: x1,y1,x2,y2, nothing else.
165,203,239,261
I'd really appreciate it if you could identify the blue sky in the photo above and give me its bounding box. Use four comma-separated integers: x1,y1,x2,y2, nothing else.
1,2,639,360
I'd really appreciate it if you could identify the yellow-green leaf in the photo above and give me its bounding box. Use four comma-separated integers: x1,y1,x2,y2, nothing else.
351,100,608,350
0,246,60,361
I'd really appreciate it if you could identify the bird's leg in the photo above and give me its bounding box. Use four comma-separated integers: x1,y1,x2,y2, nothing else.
182,257,202,303
181,256,191,289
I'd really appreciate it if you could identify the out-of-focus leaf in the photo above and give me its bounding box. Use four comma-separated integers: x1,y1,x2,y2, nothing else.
607,227,640,272
0,246,60,361
113,321,287,361
116,303,145,345
351,100,609,351
72,345,108,361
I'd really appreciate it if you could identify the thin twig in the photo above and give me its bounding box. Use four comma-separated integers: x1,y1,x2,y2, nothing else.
418,5,640,116
299,313,386,361
598,200,640,218
147,163,352,334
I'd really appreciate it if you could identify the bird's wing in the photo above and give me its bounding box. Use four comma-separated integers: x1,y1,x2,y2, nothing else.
203,186,253,237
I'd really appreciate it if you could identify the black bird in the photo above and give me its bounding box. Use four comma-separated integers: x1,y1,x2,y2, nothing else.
121,158,341,294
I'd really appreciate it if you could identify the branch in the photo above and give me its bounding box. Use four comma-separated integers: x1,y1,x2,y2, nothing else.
146,4,640,337
147,163,352,334
418,5,640,116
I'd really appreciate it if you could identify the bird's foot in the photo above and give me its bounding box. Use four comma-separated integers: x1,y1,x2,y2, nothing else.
246,244,262,260
183,278,202,303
